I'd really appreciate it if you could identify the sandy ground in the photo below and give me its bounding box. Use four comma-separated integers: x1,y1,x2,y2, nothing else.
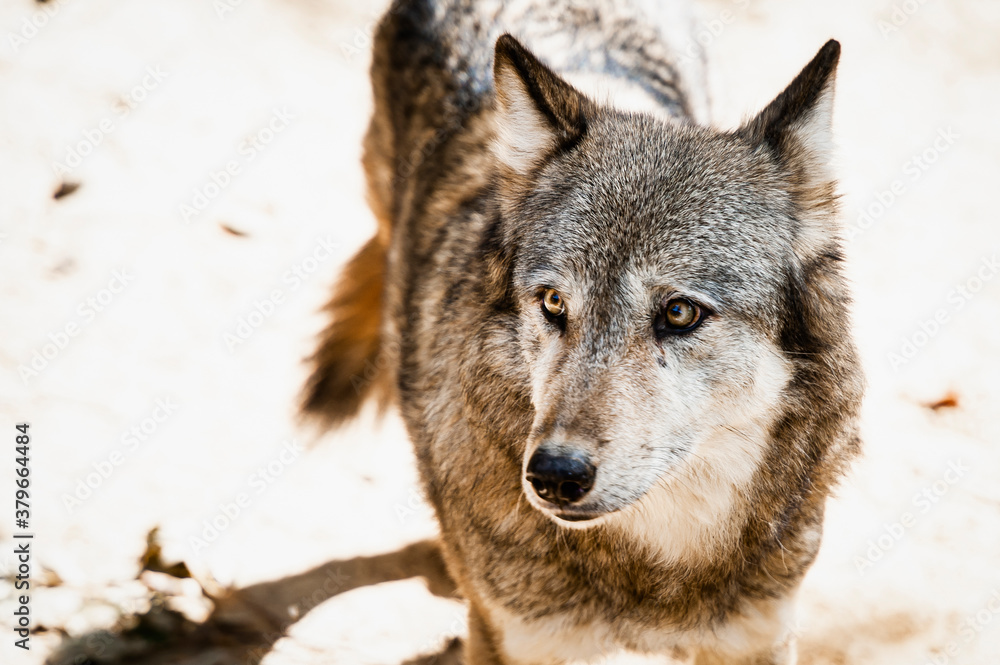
1,0,998,663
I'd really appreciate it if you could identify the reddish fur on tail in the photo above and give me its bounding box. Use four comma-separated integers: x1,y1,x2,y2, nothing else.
303,64,396,428
301,234,389,428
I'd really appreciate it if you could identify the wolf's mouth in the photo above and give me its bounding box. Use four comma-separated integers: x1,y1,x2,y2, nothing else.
552,510,602,522
535,500,624,525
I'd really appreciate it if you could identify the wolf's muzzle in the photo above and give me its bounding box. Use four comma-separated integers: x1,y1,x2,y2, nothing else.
525,448,596,505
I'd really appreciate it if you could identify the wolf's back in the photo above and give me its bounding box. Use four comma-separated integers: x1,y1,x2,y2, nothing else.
372,0,708,163
302,0,707,427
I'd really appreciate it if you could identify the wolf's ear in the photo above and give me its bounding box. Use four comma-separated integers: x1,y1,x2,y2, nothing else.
492,34,588,175
741,40,841,225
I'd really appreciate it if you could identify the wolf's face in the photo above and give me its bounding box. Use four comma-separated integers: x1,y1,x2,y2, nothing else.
490,36,845,528
511,122,799,525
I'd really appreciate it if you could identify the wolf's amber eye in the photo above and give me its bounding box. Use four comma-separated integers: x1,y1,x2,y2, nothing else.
542,289,565,317
666,300,696,327
654,298,705,337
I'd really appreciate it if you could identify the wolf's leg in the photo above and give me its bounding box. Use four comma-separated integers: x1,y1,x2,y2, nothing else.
693,637,796,665
465,601,508,665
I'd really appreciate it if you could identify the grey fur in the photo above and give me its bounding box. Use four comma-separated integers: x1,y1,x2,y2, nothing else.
304,2,863,663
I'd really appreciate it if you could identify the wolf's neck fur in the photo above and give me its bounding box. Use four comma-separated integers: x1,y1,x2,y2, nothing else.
606,347,793,565
609,426,764,565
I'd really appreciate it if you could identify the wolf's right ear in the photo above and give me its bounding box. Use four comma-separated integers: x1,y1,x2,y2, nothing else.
492,34,588,175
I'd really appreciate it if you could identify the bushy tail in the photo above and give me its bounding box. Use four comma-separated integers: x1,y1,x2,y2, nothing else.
302,11,399,429
301,234,389,428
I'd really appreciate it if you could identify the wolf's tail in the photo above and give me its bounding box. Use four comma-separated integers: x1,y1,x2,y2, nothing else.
301,5,405,430
301,78,397,426
300,229,390,428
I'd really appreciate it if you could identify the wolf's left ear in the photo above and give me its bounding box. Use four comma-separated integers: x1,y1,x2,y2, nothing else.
741,40,841,222
492,34,588,176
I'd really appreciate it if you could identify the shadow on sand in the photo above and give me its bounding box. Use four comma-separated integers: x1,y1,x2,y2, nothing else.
45,532,872,665
46,538,462,665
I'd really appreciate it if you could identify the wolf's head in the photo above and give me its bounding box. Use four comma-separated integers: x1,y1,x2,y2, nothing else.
487,35,862,540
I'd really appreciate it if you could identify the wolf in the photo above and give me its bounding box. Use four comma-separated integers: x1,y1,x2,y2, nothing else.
303,0,864,663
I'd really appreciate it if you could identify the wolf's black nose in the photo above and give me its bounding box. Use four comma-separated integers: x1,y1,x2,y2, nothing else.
526,449,595,504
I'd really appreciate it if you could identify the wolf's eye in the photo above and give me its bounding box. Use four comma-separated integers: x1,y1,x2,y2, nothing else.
654,298,705,337
542,288,565,318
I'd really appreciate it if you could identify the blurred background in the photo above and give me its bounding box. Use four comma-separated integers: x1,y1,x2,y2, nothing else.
1,0,998,663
